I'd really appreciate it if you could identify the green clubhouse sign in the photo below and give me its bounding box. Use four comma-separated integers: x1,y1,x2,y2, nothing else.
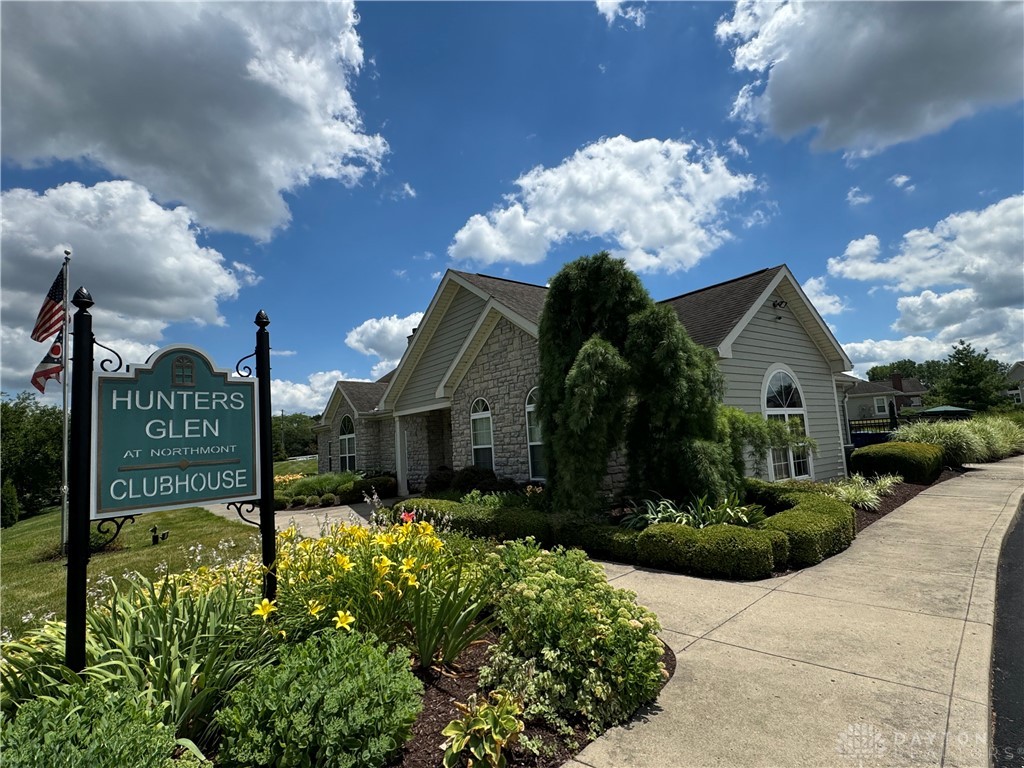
91,345,260,519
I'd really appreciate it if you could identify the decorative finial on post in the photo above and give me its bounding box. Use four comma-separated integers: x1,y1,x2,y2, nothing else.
255,310,270,328
72,287,94,310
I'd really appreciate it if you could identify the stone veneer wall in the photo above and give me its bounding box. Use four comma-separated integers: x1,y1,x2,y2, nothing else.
316,399,395,475
451,318,540,484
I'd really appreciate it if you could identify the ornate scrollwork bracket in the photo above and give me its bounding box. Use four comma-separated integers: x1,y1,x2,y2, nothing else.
93,515,136,548
228,500,260,527
235,351,256,378
94,340,126,373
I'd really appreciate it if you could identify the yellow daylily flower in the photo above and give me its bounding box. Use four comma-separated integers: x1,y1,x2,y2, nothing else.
334,553,354,572
400,556,416,573
373,555,394,577
307,599,326,618
251,598,277,621
334,610,355,631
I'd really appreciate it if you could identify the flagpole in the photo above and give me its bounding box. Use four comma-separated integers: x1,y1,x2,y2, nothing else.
60,250,71,555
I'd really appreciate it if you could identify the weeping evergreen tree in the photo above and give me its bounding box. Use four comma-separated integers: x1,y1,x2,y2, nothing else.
538,253,648,515
537,252,729,517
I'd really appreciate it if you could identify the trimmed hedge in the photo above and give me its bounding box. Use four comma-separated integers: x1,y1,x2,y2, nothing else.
391,498,555,547
636,523,699,572
760,528,790,571
761,494,854,568
636,523,776,579
743,478,800,514
571,524,640,563
849,441,943,485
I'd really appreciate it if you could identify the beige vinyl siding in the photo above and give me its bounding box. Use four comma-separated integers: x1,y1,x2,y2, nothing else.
395,287,485,413
718,292,846,481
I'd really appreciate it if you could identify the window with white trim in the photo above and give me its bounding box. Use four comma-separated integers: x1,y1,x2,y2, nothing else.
874,396,887,416
470,398,494,471
339,415,356,472
525,388,546,480
764,369,811,480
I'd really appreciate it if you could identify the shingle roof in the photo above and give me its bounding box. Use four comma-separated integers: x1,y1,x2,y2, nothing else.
898,377,927,394
451,271,549,325
452,265,786,350
846,380,902,396
337,380,388,414
658,266,785,349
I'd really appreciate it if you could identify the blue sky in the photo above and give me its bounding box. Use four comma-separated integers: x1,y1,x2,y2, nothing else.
2,1,1022,413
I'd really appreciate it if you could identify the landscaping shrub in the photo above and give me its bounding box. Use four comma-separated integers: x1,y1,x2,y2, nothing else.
687,525,774,580
1,478,21,529
289,495,307,508
424,465,455,493
391,499,553,545
742,478,800,514
305,495,321,507
636,523,777,579
761,495,854,568
319,493,337,507
451,466,498,493
346,476,399,503
273,493,289,511
287,471,360,499
890,422,984,467
216,631,422,768
760,528,790,571
492,508,555,547
635,523,699,571
0,681,196,768
571,524,640,563
1,577,271,750
850,441,943,484
480,543,664,735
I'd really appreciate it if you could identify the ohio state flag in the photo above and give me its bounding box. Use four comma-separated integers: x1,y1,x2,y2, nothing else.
31,331,64,393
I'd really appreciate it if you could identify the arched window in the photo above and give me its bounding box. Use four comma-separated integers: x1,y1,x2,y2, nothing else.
339,415,356,472
525,389,545,480
763,368,811,480
470,398,493,471
172,355,195,387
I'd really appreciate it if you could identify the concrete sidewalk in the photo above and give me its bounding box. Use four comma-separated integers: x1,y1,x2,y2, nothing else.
573,455,1024,768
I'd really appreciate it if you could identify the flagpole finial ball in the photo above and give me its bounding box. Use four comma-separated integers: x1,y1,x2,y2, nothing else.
72,287,94,310
254,310,270,328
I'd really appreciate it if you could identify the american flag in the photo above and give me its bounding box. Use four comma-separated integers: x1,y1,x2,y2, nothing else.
31,331,64,394
30,269,66,342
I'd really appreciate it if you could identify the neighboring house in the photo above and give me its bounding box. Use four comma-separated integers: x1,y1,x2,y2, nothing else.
1005,361,1024,405
316,264,854,495
840,374,928,422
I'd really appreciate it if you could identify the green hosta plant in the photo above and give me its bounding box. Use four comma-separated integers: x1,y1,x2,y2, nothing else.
460,489,505,509
442,691,525,768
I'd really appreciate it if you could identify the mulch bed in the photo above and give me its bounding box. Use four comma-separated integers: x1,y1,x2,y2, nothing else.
392,634,677,768
853,467,967,534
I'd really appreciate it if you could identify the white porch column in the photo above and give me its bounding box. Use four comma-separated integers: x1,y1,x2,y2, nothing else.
395,415,408,496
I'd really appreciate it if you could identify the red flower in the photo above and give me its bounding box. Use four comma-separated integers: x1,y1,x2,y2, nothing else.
400,511,415,523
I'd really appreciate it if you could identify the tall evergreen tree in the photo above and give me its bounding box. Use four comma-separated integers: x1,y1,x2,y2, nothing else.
930,340,1010,411
537,252,728,516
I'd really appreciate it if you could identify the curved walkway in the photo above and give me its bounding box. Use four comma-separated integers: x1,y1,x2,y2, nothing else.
573,455,1024,768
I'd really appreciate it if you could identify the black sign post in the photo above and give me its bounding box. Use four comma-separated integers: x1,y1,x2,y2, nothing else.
66,288,94,673
254,310,276,601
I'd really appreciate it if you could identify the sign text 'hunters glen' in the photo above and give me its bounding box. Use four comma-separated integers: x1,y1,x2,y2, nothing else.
91,346,259,519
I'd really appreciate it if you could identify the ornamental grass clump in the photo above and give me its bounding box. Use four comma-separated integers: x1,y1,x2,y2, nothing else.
891,421,984,466
480,541,664,736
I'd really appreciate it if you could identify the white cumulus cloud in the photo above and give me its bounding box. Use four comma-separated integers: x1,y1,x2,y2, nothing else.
716,1,1024,155
449,135,755,273
801,276,847,317
0,181,256,394
888,174,915,192
595,1,646,28
1,1,386,239
846,187,872,206
830,194,1024,369
272,370,366,415
345,311,424,379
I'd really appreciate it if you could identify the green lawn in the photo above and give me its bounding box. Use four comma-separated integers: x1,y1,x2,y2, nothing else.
273,457,317,476
0,506,258,639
